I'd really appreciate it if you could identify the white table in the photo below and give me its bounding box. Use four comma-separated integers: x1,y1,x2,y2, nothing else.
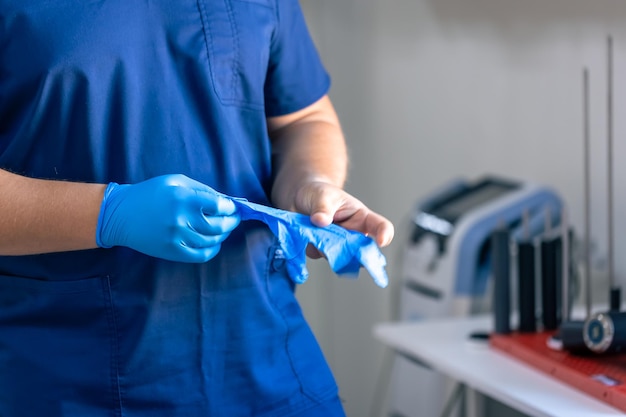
373,315,625,417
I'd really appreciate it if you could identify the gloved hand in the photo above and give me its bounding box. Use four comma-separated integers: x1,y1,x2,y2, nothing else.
96,174,240,262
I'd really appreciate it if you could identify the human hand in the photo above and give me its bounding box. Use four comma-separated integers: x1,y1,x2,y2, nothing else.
292,180,395,259
96,174,240,262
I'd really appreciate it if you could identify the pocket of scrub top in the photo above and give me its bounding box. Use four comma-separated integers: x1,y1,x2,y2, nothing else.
0,274,119,417
197,0,274,108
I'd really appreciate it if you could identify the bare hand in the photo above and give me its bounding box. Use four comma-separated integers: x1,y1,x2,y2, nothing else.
293,181,394,258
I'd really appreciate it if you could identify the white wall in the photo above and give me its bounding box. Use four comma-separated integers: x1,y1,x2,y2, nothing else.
298,1,626,416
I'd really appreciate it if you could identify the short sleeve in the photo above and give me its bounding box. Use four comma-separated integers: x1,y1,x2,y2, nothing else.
264,0,331,117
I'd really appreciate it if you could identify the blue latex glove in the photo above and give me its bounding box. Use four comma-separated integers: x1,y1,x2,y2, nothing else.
96,174,240,262
232,199,388,288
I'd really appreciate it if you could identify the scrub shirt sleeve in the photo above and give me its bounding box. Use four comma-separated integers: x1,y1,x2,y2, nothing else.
264,0,331,117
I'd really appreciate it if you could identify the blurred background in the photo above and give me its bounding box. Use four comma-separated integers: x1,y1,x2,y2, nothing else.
295,0,626,416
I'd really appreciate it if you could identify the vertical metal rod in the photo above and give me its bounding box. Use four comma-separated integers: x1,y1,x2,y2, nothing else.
608,35,614,288
607,35,620,311
583,67,592,318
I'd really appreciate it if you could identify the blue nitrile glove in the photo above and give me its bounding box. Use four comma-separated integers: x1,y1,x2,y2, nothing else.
232,199,388,288
96,174,240,262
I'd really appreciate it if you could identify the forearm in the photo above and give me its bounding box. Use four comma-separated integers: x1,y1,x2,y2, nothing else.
0,169,106,255
269,95,348,211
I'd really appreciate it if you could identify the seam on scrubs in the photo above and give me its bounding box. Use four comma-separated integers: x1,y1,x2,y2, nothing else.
278,390,345,417
232,0,274,7
256,387,342,417
262,0,332,117
196,0,224,103
196,0,269,110
102,275,123,417
224,0,240,101
272,0,281,41
0,273,105,293
196,0,239,106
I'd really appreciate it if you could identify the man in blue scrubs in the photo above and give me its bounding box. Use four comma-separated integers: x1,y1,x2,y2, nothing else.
0,0,394,416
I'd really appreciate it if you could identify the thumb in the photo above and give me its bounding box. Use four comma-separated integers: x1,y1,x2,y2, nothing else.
294,180,342,227
307,192,340,227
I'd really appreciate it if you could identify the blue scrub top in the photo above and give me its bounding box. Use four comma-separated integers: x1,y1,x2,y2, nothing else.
0,1,344,416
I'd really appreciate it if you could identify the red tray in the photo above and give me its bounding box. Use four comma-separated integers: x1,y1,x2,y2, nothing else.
490,331,626,412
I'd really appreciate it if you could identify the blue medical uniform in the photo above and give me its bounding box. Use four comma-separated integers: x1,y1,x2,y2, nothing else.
0,1,345,416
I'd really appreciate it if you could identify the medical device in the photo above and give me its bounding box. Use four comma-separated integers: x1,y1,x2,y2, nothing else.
389,174,563,417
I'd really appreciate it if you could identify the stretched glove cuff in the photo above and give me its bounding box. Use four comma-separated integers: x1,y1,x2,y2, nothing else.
95,182,120,248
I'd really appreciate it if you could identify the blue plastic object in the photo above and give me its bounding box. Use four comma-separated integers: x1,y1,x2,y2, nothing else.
233,199,389,288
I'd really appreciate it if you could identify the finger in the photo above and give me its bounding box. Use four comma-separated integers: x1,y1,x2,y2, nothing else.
338,210,394,247
309,211,334,228
165,175,234,216
203,214,241,235
181,226,233,249
309,195,343,227
188,214,240,236
296,182,344,227
364,213,395,247
177,243,223,263
373,217,395,247
196,190,238,216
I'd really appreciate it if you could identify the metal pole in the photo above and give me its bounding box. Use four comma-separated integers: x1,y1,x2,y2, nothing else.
583,67,592,318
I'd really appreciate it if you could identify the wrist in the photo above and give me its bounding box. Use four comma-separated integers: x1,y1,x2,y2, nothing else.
95,182,122,248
